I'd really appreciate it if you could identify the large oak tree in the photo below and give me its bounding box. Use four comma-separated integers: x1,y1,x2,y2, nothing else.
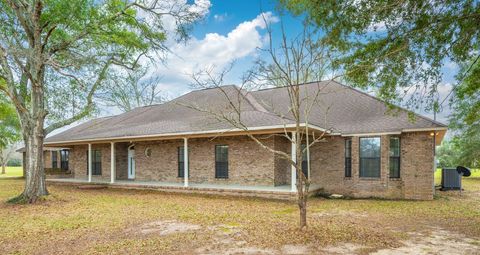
0,0,204,203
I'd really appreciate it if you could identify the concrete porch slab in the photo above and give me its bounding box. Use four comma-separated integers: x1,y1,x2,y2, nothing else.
46,178,322,200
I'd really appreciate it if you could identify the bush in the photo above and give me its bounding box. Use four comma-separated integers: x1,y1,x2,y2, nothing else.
7,158,22,167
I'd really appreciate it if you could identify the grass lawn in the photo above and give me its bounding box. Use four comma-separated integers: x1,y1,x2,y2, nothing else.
0,175,479,254
0,166,23,178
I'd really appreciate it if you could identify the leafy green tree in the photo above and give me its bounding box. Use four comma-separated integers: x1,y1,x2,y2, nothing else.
0,0,204,203
282,0,479,115
0,97,20,174
436,140,459,168
447,59,480,168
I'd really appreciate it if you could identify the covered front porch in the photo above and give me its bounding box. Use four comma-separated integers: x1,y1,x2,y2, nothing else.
46,177,321,200
76,132,306,191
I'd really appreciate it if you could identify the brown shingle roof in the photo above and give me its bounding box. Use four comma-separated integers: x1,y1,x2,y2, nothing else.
45,81,446,144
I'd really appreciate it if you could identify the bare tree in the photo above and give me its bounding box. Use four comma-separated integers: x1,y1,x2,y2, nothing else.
184,21,342,229
0,145,16,175
98,66,166,112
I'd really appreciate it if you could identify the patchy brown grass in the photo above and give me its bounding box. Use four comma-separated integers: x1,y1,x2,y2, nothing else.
0,176,479,254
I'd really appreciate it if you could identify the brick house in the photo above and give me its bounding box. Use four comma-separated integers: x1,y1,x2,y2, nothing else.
43,81,447,200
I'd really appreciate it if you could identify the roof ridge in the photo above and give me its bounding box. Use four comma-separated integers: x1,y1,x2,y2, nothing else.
236,86,270,113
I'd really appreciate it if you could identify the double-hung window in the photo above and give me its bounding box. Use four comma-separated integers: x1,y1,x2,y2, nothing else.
60,150,69,170
359,137,381,178
300,144,309,178
389,137,401,178
51,151,58,168
215,145,228,178
178,146,188,178
345,139,352,177
86,150,102,175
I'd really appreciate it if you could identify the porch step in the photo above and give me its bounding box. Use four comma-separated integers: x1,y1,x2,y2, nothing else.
77,185,108,190
47,179,321,201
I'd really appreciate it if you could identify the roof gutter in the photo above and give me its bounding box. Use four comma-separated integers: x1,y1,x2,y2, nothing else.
44,123,330,145
340,126,447,137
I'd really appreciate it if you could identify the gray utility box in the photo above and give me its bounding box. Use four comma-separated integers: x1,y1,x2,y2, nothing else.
441,168,462,190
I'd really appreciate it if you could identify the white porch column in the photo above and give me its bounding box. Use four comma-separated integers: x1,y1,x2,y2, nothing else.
88,143,92,182
291,132,297,192
110,142,115,184
184,138,189,187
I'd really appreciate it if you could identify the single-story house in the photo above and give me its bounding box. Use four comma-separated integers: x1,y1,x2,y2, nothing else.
18,147,70,176
42,81,447,200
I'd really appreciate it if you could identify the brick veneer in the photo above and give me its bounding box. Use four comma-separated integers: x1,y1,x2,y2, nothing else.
133,136,276,185
67,132,434,200
309,132,434,200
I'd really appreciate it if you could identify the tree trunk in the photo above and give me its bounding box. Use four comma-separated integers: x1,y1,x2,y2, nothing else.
1,164,5,175
298,195,307,229
9,123,49,203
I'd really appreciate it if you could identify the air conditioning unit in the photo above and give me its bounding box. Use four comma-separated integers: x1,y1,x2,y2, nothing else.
441,166,471,190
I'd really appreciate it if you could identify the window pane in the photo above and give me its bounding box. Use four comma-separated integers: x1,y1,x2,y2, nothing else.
178,147,184,177
215,145,228,162
389,157,400,178
359,137,380,177
178,146,184,162
360,137,380,157
345,139,352,158
215,145,228,178
345,139,352,177
390,137,400,156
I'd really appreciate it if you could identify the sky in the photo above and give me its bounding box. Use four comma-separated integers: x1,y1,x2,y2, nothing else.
52,0,458,136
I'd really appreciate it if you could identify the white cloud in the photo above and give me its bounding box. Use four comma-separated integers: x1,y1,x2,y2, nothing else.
147,12,279,96
214,13,228,22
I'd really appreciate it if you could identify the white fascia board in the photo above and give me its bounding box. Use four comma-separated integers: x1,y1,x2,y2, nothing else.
44,123,328,145
401,127,448,132
341,131,402,137
342,127,448,137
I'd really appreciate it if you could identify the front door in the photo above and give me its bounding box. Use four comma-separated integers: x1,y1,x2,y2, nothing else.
128,146,135,179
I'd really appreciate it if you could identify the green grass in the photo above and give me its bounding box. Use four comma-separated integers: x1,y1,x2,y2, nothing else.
0,176,479,254
0,166,23,178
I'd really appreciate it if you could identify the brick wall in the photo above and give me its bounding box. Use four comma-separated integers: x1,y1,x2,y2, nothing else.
309,132,434,200
43,151,52,168
133,136,276,186
273,135,290,185
66,131,434,200
401,132,435,200
70,144,112,181
115,143,129,180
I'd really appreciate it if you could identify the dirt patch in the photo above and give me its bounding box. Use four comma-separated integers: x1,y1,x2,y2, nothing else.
373,228,480,255
320,228,480,255
321,243,366,254
126,220,201,236
281,244,311,254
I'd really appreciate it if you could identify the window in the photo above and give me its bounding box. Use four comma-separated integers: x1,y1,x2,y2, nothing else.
60,150,69,170
51,151,58,168
300,144,309,178
359,137,381,178
178,146,186,177
389,137,401,178
345,139,352,177
86,150,102,175
215,145,228,178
